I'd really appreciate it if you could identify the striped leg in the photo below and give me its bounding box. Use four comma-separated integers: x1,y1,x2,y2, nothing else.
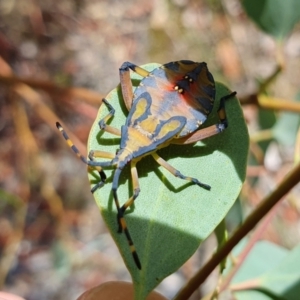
119,62,150,111
111,163,141,269
57,124,142,269
173,91,237,145
152,152,211,190
56,122,113,192
89,150,115,193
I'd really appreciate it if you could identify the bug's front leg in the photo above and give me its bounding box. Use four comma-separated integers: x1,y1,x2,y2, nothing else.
98,98,121,136
119,62,150,111
56,122,115,193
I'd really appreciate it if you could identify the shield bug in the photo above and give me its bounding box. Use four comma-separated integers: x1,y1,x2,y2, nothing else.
56,60,236,270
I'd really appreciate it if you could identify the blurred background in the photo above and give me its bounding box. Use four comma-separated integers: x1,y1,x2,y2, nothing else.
0,0,300,299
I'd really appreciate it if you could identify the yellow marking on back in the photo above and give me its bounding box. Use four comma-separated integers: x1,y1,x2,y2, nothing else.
138,117,158,135
156,119,182,140
126,127,153,149
131,97,149,121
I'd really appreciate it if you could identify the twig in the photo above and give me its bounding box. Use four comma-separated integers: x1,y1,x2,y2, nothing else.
0,73,104,105
174,162,300,300
219,199,282,293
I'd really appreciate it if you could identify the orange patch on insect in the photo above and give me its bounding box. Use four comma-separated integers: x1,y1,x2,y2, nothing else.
218,108,226,120
120,218,127,229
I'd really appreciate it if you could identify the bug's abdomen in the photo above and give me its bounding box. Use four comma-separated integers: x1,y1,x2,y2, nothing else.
133,62,215,137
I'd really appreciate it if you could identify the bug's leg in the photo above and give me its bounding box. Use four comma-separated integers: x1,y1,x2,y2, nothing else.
173,91,237,145
117,162,140,232
89,150,115,193
56,122,113,192
119,62,150,111
112,165,141,269
152,152,211,190
99,98,121,136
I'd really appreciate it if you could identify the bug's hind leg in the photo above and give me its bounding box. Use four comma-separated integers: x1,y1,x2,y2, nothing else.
111,163,141,269
151,152,211,190
173,91,237,145
119,62,150,111
217,91,237,129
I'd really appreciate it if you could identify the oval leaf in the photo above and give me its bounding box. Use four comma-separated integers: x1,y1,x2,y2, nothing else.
242,0,300,40
87,63,249,299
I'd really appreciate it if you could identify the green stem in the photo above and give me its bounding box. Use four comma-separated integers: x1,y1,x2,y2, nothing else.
174,162,300,300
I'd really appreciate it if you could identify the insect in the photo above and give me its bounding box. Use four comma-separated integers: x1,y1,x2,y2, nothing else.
56,60,236,270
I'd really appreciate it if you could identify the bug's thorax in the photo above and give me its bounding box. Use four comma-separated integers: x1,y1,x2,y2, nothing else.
112,147,133,169
120,125,164,160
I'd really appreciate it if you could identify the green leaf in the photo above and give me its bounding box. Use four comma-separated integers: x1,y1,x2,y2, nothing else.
232,240,288,286
232,242,300,300
258,244,300,300
231,241,288,300
226,197,244,231
242,0,300,40
87,63,249,299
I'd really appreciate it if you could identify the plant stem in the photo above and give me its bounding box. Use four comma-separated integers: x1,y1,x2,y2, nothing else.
174,162,300,300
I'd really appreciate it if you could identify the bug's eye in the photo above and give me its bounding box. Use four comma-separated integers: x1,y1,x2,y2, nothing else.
174,85,184,94
184,75,193,83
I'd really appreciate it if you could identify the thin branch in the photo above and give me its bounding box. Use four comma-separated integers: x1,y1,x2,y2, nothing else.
219,199,282,293
0,73,104,106
174,162,300,300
